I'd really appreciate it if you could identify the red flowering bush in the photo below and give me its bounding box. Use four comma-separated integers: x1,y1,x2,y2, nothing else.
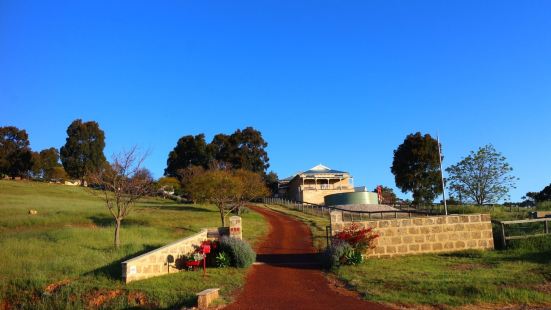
334,223,379,252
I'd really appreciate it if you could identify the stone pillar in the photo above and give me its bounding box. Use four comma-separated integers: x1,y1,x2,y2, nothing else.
229,216,242,240
330,211,343,236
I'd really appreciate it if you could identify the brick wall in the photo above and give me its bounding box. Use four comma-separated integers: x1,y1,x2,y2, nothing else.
330,212,494,257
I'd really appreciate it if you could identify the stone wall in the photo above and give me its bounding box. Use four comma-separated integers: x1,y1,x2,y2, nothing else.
330,212,494,257
122,230,209,283
122,216,243,283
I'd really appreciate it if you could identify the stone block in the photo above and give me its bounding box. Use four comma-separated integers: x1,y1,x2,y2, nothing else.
408,227,419,234
460,216,470,223
436,217,446,224
401,219,412,226
444,225,455,232
397,244,408,253
437,234,448,241
386,245,396,253
396,228,407,234
426,234,436,242
424,218,435,225
455,241,466,249
197,288,220,309
467,240,477,247
414,235,425,243
478,239,488,247
391,237,402,245
413,218,424,225
460,232,471,239
402,236,413,243
383,229,394,237
421,243,431,251
379,221,390,228
375,246,385,254
390,220,401,227
431,226,442,234
149,255,157,263
449,233,459,241
454,224,465,231
471,231,482,239
469,215,481,222
448,216,459,224
409,244,420,251
420,227,430,234
444,242,454,250
432,243,443,251
481,214,491,222
483,230,493,238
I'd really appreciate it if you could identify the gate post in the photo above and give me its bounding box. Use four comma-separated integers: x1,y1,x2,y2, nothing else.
229,216,242,240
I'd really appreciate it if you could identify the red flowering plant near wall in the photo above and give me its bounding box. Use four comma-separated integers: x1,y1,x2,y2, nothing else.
334,223,379,252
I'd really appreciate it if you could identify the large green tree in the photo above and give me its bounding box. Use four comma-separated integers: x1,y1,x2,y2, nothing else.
165,127,270,176
0,126,33,178
391,132,442,204
446,145,516,205
60,119,106,184
165,134,210,177
32,147,62,180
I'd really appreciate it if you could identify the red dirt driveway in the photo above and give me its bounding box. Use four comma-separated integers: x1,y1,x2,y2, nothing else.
224,205,390,310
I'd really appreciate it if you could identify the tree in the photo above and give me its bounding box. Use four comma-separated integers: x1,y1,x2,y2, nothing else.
226,127,270,173
234,169,270,214
31,147,62,180
373,186,397,205
186,169,242,226
156,176,181,196
391,132,442,204
445,145,516,205
165,134,210,177
0,126,33,178
60,119,106,184
264,171,279,195
88,147,153,248
524,183,551,203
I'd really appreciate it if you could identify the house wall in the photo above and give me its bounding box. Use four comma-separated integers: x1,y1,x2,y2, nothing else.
330,212,494,257
286,176,353,205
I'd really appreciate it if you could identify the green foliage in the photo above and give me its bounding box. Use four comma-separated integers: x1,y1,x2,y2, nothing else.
165,127,270,177
60,119,106,181
391,132,442,204
325,240,363,268
536,201,551,211
0,126,33,178
219,236,256,268
446,144,516,205
165,134,210,177
31,147,63,180
215,251,231,268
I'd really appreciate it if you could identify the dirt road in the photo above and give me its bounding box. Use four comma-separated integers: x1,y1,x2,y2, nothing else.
224,206,390,310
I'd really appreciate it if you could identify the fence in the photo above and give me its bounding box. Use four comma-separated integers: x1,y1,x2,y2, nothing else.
492,218,551,248
262,197,432,220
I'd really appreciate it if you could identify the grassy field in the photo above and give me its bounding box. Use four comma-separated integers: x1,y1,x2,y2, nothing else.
266,203,551,308
0,180,268,309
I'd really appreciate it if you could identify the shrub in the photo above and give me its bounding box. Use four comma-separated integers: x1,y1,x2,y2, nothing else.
215,251,231,268
219,236,256,268
334,223,379,252
325,240,362,268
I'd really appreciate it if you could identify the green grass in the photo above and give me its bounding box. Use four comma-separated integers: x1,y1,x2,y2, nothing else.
267,202,551,308
0,180,268,309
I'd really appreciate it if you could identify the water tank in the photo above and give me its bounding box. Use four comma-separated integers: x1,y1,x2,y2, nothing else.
324,191,379,206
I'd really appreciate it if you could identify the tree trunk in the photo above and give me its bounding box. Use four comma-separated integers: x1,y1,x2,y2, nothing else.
114,218,121,248
219,209,226,227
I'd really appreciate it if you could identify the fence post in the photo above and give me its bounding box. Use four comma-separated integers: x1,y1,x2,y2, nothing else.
501,222,507,249
545,220,549,234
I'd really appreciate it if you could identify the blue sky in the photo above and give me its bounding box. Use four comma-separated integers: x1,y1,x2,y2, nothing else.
1,1,550,201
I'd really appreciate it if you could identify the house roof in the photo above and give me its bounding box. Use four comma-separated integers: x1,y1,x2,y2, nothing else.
279,164,350,183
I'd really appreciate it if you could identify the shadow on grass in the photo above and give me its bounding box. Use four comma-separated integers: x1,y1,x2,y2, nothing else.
84,245,159,280
88,216,150,227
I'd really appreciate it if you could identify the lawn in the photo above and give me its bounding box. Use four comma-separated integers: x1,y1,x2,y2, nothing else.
0,180,268,309
265,203,551,308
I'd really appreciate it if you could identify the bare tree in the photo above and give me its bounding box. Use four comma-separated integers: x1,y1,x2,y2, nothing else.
88,147,153,248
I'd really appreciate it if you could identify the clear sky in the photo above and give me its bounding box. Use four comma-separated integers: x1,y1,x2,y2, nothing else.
1,1,550,202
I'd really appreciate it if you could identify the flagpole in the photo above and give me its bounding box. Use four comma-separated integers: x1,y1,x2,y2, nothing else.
437,134,448,215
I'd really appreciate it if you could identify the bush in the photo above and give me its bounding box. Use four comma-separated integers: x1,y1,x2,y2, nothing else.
334,223,378,252
325,240,362,268
215,251,231,268
219,236,256,268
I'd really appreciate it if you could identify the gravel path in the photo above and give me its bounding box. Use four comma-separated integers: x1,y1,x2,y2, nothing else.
223,205,390,310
